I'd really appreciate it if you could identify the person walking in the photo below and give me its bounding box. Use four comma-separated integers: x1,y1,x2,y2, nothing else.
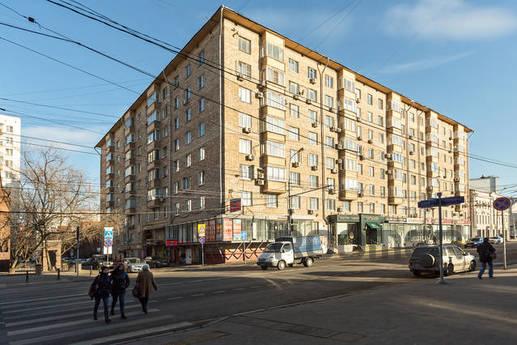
477,237,496,279
89,266,112,323
134,264,157,314
110,263,130,319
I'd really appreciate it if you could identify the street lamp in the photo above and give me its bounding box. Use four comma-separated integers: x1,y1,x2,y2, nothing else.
287,148,304,236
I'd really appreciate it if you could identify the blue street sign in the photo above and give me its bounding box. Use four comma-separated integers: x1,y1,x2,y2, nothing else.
199,237,206,245
418,196,465,208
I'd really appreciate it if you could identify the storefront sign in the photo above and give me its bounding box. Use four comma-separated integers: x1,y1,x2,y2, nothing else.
223,218,233,241
165,239,178,247
230,198,241,212
233,219,242,241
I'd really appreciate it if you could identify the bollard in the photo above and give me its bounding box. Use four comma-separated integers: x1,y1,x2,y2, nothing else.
25,270,29,283
89,267,92,276
57,268,61,280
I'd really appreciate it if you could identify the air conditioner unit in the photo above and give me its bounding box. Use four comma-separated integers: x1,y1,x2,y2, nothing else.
292,162,300,168
337,159,343,165
306,99,313,105
358,192,363,197
335,127,342,133
337,207,343,212
308,209,314,214
242,127,252,134
309,78,316,84
328,188,336,195
311,122,318,128
293,94,300,100
335,144,344,150
409,151,414,155
384,153,392,159
386,170,393,175
359,155,364,161
367,139,373,144
183,99,189,105
257,80,266,89
408,135,413,140
236,74,244,81
245,154,254,161
328,106,334,112
311,165,318,171
255,179,264,186
255,92,263,99
454,177,460,182
356,98,360,104
357,136,362,141
331,168,337,174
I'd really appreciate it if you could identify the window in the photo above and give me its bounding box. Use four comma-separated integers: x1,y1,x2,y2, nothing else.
344,79,355,92
309,109,317,123
265,116,285,135
369,203,375,213
198,122,206,137
198,49,205,64
147,130,159,143
325,157,335,170
357,202,364,213
266,166,285,181
182,177,191,189
307,67,317,80
239,139,252,154
239,113,252,128
378,98,383,110
197,74,206,89
308,154,318,167
355,88,361,100
290,149,301,164
368,129,373,141
288,127,299,141
289,103,300,118
174,160,180,172
199,98,206,112
237,61,252,78
288,81,300,95
238,36,251,54
290,196,300,209
325,136,335,147
325,75,334,88
185,108,192,122
266,194,278,208
327,177,335,189
266,42,283,61
377,115,384,127
239,87,251,103
326,199,336,211
288,58,299,73
185,64,192,78
240,164,253,179
187,200,192,212
325,115,335,128
265,141,285,158
309,197,319,210
324,95,334,108
186,154,192,167
289,172,300,185
309,175,319,188
175,202,180,215
200,196,206,210
367,111,373,122
174,117,180,129
367,94,373,105
241,191,252,206
308,132,318,145
307,88,317,102
185,131,192,144
198,170,205,185
266,66,284,85
199,147,206,161
266,90,285,110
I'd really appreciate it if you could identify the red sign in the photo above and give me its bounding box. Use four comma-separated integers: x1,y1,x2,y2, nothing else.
166,240,178,247
230,198,241,212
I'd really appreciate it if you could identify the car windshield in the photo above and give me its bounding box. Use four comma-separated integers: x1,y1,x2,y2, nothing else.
128,258,140,263
265,243,283,253
412,247,439,257
470,238,480,241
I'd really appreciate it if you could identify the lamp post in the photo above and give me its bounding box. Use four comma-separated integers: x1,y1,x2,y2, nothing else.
287,148,304,236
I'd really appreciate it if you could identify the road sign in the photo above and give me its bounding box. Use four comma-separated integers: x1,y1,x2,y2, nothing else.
230,198,241,212
103,227,114,255
418,196,465,208
494,197,511,211
197,223,206,238
199,237,206,245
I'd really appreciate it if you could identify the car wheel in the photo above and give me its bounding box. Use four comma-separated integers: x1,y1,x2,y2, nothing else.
277,260,286,271
469,261,476,272
412,270,421,277
303,257,314,267
260,265,268,270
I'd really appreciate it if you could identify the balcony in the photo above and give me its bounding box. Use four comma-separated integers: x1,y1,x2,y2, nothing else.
260,104,285,119
147,197,163,209
260,130,285,143
147,120,160,133
261,180,286,194
260,56,284,71
388,195,404,205
124,174,136,184
147,159,160,171
339,189,358,201
105,200,114,208
124,142,136,152
260,154,285,167
149,178,161,189
125,157,136,168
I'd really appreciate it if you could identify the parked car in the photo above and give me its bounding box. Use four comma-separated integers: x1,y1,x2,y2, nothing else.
408,244,476,277
144,256,169,268
125,257,145,273
489,236,504,244
464,237,483,248
81,258,100,270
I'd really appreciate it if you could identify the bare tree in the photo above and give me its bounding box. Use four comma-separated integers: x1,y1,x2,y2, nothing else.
9,149,96,268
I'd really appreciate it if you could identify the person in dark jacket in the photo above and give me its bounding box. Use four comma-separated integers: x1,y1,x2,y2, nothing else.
110,263,130,319
135,264,157,314
90,266,112,323
477,237,496,279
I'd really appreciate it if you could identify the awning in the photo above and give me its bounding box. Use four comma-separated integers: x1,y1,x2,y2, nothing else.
366,222,382,230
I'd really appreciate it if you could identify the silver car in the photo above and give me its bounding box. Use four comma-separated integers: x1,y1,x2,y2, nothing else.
125,257,145,273
409,244,477,276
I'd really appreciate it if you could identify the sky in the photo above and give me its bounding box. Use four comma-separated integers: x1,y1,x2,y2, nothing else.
0,0,516,194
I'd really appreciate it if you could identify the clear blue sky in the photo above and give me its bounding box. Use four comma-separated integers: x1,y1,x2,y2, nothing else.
0,0,516,193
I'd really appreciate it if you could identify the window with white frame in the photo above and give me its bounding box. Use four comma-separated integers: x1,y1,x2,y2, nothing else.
185,88,192,101
289,103,300,118
308,109,317,123
308,132,318,145
290,196,300,209
325,157,335,170
241,191,252,206
288,126,299,141
266,90,285,110
240,164,253,179
198,122,206,137
239,87,251,103
197,74,206,89
185,64,192,78
200,196,206,209
325,75,334,88
308,154,318,167
237,61,252,78
324,95,334,108
239,113,252,128
307,88,317,102
239,139,252,154
307,67,317,79
266,66,284,85
266,42,284,61
186,153,192,167
325,115,335,128
187,199,192,212
288,58,299,73
199,147,205,161
198,170,205,185
326,199,336,211
266,194,278,208
288,81,300,95
325,136,334,147
309,197,319,210
265,116,285,135
185,131,192,144
238,36,251,54
265,141,285,158
266,166,285,181
289,172,300,185
174,160,180,172
309,175,319,188
185,108,192,122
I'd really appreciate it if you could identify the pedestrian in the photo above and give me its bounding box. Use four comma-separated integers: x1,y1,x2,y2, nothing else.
477,237,496,279
134,264,157,314
110,263,129,319
89,265,112,323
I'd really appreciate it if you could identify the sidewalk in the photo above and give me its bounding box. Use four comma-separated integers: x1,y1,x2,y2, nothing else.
139,268,517,345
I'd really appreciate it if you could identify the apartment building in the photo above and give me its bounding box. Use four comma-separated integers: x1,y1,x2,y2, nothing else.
0,114,21,188
96,6,472,263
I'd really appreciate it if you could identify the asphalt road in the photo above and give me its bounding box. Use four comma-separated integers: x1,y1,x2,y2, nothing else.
1,242,516,345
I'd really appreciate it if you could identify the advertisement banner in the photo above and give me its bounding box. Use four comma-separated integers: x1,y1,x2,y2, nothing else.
233,219,242,241
103,227,113,255
197,223,206,238
223,218,233,241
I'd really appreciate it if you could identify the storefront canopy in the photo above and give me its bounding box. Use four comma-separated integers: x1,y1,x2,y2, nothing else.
366,222,383,230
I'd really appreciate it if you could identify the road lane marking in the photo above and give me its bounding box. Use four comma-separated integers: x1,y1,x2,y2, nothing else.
191,293,205,297
213,290,225,294
69,321,193,345
0,293,85,306
167,296,184,301
9,315,173,345
7,308,160,336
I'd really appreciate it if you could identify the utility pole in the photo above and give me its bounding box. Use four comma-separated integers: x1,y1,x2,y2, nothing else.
502,210,507,269
75,226,80,277
437,192,446,284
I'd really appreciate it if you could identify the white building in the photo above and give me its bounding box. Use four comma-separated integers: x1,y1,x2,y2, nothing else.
0,114,21,188
469,189,511,239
